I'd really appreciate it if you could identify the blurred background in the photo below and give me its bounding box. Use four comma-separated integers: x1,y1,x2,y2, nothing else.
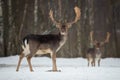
0,0,120,58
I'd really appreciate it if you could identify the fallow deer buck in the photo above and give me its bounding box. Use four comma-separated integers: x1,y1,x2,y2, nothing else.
16,6,81,72
86,31,110,67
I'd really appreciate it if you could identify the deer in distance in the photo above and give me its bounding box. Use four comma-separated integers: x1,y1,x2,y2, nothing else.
16,6,81,72
86,31,110,67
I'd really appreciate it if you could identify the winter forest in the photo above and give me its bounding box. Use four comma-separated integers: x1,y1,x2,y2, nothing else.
0,0,120,80
0,0,120,58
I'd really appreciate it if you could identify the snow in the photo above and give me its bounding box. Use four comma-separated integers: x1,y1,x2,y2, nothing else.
0,56,120,80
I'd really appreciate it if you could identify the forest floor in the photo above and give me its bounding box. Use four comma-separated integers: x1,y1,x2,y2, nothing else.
0,56,120,80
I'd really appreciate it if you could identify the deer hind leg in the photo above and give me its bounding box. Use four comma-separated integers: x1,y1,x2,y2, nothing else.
16,52,24,71
51,53,57,72
26,55,34,72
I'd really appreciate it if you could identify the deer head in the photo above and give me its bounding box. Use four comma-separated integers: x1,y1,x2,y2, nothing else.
90,31,111,48
49,6,81,35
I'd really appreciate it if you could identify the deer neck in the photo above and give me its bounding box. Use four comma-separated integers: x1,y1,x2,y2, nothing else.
60,32,67,42
56,32,67,52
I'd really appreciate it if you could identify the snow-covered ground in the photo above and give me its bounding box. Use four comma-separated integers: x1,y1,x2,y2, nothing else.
0,56,120,80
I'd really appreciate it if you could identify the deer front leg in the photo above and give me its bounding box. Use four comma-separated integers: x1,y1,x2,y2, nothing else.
87,61,89,67
16,53,24,72
87,58,90,67
51,53,57,72
98,59,101,67
92,58,95,67
26,56,34,72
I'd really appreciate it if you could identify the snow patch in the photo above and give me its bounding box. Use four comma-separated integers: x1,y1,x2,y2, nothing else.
0,56,120,80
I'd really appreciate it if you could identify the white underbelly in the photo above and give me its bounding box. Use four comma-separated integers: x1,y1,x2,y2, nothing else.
36,49,52,55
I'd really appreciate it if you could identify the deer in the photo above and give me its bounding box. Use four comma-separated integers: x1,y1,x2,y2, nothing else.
86,31,110,67
16,6,81,72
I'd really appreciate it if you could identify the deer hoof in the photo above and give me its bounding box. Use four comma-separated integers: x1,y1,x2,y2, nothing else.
30,70,34,72
16,70,19,72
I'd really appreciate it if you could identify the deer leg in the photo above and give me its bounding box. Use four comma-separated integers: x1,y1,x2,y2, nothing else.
93,58,95,67
26,56,34,72
98,59,101,67
94,61,96,67
87,58,90,67
16,53,24,71
91,59,95,67
51,53,57,71
88,61,90,67
91,61,93,67
90,58,93,67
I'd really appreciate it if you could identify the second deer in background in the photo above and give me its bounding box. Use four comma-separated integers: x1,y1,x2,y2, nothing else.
86,31,111,67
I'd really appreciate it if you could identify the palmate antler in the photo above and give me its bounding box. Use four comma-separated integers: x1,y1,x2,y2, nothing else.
90,31,97,45
49,9,60,25
99,32,111,46
104,32,111,43
49,6,81,27
67,6,81,26
90,31,94,42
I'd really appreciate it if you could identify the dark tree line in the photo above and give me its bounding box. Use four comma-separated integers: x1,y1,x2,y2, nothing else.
0,0,120,57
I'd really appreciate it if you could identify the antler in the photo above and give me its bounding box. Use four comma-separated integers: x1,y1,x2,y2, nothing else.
90,31,97,45
90,31,94,42
104,32,111,43
49,9,60,25
67,6,81,26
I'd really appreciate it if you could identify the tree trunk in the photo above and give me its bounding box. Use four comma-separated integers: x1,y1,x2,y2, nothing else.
1,0,10,56
0,0,120,57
